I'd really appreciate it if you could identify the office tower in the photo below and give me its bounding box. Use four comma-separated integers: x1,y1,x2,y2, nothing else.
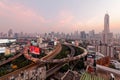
8,29,13,38
80,31,86,40
103,13,109,44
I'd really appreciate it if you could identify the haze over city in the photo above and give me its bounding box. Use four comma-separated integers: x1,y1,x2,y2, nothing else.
1,1,120,80
0,0,120,33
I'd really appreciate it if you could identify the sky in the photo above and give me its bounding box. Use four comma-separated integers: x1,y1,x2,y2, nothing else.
0,0,120,34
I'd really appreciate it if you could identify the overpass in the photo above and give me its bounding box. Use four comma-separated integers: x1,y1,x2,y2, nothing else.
97,65,120,75
23,43,88,78
0,43,62,80
0,51,23,67
1,42,120,80
46,44,76,77
23,43,87,64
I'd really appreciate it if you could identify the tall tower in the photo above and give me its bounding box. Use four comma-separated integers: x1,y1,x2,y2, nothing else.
8,29,13,38
102,13,113,57
104,13,110,44
104,13,109,33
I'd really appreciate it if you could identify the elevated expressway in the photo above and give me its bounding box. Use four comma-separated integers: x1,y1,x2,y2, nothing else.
0,51,23,67
41,44,120,79
97,65,120,79
24,43,87,64
1,42,119,80
0,44,62,80
0,43,87,80
23,43,88,77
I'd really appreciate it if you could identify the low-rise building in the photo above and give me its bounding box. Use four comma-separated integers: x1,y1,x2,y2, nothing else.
5,47,11,55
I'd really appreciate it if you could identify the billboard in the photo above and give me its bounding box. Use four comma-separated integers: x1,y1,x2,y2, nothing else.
29,46,40,55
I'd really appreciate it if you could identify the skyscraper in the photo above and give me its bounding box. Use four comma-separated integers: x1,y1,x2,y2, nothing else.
102,13,113,57
80,31,86,40
103,13,110,44
8,29,13,38
104,13,109,33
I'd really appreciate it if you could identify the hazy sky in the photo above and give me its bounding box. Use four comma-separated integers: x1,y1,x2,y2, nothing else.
0,0,120,33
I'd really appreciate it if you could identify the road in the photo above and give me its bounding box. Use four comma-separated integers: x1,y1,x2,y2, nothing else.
0,43,88,80
0,51,23,67
40,43,87,63
97,65,120,75
23,43,62,63
46,44,76,78
23,43,87,78
46,63,65,77
0,44,62,80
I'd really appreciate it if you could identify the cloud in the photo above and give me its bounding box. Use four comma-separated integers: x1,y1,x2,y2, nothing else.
0,1,46,33
0,1,77,33
0,1,103,33
0,1,45,23
58,10,74,25
0,1,105,33
49,10,75,33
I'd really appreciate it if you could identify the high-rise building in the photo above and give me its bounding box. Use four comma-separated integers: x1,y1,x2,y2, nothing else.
102,13,113,57
8,29,13,38
89,30,95,40
14,33,18,38
103,13,110,44
80,31,86,40
104,13,109,33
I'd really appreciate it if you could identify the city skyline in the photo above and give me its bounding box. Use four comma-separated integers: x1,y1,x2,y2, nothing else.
0,0,120,33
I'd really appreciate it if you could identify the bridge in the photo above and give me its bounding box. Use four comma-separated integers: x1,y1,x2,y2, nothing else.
0,43,62,80
0,51,23,67
23,43,87,64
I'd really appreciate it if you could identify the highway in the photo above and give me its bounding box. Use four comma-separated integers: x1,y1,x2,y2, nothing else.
23,43,88,78
0,44,62,80
1,40,120,80
67,44,75,57
22,42,87,64
45,43,120,79
97,64,120,77
41,43,62,60
23,43,62,63
46,44,76,77
46,63,65,77
97,69,120,80
39,44,87,63
0,51,23,67
0,62,38,80
0,43,82,79
0,43,92,80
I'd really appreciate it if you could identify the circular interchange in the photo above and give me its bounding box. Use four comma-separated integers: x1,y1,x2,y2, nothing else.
23,43,88,64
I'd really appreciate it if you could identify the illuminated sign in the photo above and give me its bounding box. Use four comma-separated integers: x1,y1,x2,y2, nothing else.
29,46,40,55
